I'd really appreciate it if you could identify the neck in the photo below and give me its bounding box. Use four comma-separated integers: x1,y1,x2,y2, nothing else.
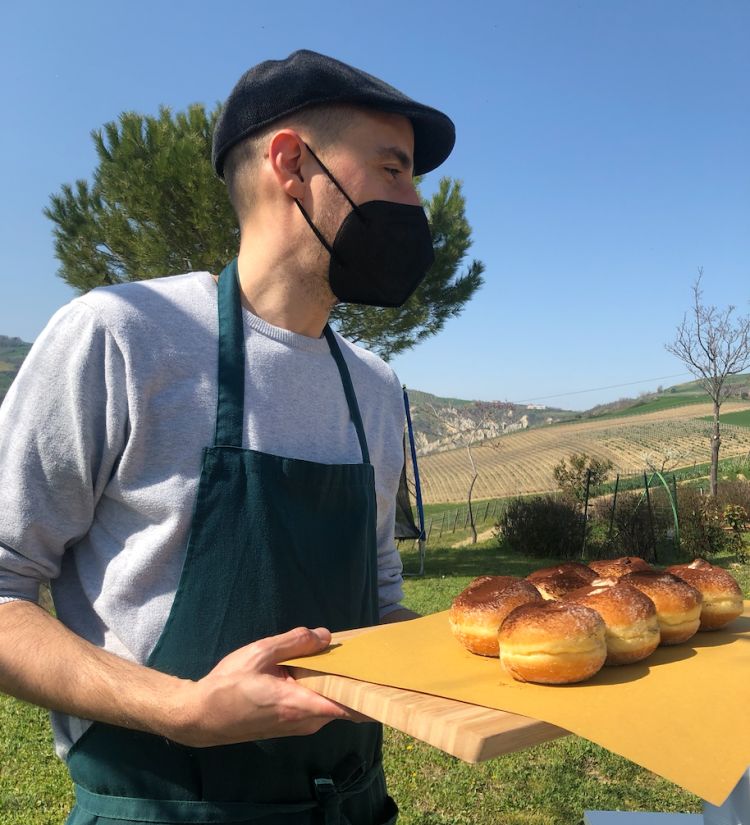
234,238,335,339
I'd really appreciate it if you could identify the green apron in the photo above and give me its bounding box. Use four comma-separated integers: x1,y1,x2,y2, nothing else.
64,260,398,825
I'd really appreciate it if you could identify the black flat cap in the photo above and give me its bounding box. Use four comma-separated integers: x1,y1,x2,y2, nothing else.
212,49,455,178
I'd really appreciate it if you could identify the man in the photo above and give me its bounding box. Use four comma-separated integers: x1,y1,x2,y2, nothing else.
0,50,454,823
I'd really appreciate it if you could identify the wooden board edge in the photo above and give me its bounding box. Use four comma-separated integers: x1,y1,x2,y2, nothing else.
290,666,570,763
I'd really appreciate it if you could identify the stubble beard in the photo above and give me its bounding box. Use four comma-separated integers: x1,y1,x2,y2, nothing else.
298,190,345,311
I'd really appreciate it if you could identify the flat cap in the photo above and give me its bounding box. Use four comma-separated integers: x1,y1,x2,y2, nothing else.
212,49,455,178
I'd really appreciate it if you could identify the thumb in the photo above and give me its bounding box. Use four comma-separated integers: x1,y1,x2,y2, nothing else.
258,626,333,665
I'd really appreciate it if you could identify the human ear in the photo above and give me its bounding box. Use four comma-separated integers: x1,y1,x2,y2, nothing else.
268,130,307,200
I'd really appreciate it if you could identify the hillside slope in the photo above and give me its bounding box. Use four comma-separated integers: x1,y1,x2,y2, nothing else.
414,400,750,503
0,336,32,405
406,389,575,454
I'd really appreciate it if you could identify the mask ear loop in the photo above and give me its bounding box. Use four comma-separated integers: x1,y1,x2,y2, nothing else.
293,141,364,265
294,197,343,264
301,142,365,219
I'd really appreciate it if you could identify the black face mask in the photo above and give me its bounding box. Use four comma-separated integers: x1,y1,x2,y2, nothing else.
294,143,435,308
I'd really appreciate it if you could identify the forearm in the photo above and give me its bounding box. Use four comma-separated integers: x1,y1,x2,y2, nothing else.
0,599,188,740
0,601,353,748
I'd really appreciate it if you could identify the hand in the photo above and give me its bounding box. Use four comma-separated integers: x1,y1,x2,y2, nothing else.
172,627,355,748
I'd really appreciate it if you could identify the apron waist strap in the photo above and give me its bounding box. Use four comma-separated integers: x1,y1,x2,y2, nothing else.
74,761,381,824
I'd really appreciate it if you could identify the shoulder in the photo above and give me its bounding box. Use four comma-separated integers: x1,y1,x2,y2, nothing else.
77,272,214,326
332,331,403,403
331,332,404,432
17,272,218,388
332,332,400,389
67,272,217,353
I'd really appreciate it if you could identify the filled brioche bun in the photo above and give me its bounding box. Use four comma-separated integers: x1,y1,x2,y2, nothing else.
588,556,652,579
665,559,743,630
498,601,607,684
526,562,599,585
449,576,543,656
620,570,702,645
563,579,660,665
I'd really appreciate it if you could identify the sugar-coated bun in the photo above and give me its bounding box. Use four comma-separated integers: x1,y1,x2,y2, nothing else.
527,562,599,584
620,570,702,645
563,581,660,665
665,559,743,631
498,601,607,684
527,571,595,601
449,576,544,656
588,556,652,579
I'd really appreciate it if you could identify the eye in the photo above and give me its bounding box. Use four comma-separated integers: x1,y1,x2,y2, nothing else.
385,167,401,178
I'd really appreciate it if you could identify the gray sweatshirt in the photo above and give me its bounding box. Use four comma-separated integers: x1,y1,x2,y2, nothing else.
0,271,406,757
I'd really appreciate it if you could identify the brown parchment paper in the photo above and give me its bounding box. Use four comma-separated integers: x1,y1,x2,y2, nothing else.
285,602,750,806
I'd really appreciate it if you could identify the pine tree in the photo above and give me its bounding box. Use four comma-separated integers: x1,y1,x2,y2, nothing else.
45,105,483,359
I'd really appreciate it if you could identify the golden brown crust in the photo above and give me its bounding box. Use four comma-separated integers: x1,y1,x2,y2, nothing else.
620,570,702,644
451,576,525,610
449,576,543,656
563,581,660,665
500,600,604,640
665,560,743,630
498,601,607,684
528,571,595,600
526,562,598,584
588,556,652,579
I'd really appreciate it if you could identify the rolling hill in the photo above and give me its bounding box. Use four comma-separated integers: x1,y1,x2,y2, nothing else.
4,334,750,506
412,400,750,503
0,336,32,405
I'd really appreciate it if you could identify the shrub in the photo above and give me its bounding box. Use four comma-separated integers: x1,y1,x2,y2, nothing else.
589,491,658,562
497,495,583,559
721,503,749,563
715,478,750,511
677,488,739,559
553,453,613,503
722,503,748,533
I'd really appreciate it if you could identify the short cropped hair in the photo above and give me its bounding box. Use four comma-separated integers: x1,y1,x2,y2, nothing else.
223,104,358,225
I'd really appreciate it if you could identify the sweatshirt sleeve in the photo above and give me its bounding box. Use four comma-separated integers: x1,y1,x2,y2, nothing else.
375,373,407,619
0,301,129,604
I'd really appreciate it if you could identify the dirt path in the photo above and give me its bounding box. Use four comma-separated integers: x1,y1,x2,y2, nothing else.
451,527,497,547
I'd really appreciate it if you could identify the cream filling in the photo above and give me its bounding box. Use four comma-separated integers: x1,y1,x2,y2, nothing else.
449,620,499,640
500,649,605,673
499,639,603,657
606,625,660,653
657,606,701,627
702,596,743,614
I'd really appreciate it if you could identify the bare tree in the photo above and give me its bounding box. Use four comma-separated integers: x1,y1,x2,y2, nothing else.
640,447,689,476
666,269,750,496
426,401,509,543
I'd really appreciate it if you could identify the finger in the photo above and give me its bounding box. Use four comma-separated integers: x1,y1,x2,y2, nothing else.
275,715,345,738
287,707,374,736
341,709,375,724
256,626,332,665
318,696,374,724
278,681,353,723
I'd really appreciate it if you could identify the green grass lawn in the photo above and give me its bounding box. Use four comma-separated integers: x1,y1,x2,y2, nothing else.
700,409,750,428
588,393,711,420
2,541,748,824
0,698,73,824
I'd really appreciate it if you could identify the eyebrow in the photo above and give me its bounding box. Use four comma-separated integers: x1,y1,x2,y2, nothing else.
376,146,413,172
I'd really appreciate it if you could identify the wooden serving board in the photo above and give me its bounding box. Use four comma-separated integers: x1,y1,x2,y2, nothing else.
289,627,569,763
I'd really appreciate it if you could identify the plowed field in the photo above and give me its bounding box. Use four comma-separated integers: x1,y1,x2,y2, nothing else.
415,401,750,503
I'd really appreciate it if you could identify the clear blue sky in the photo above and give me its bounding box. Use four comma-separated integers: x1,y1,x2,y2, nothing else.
2,0,748,410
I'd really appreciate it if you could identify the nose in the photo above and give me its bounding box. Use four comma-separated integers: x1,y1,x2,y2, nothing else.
402,180,421,207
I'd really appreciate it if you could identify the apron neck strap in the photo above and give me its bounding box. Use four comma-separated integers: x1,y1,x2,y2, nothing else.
215,259,245,447
323,325,370,465
215,260,371,464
